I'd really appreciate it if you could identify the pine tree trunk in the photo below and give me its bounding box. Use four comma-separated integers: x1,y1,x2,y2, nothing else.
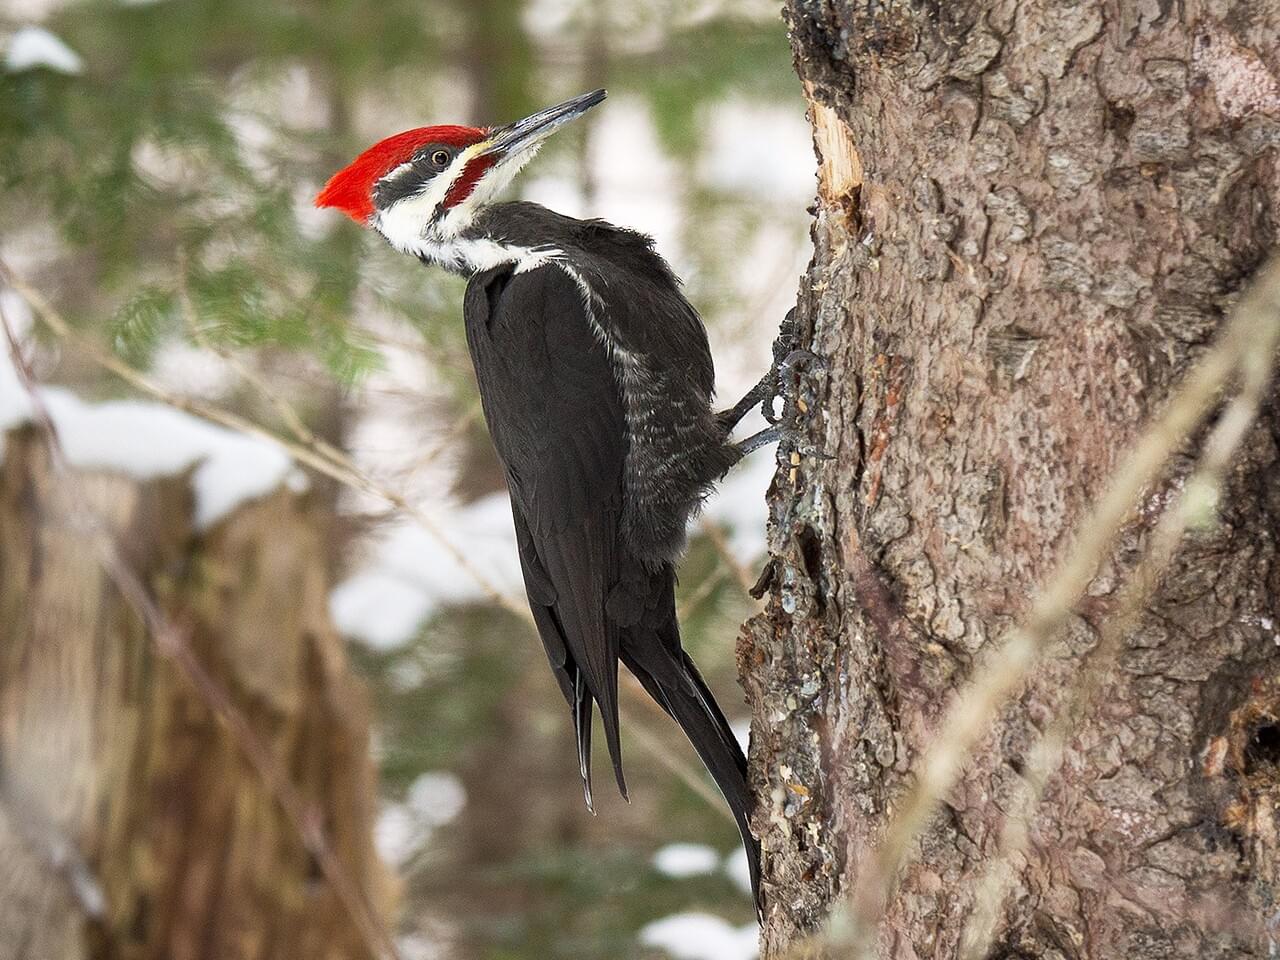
745,3,1280,957
0,428,390,960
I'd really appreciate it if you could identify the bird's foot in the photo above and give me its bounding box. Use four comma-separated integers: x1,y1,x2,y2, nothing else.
763,348,827,427
717,309,828,460
733,344,829,462
735,423,832,461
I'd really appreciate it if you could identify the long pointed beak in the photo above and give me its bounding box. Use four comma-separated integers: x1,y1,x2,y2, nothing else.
479,88,606,158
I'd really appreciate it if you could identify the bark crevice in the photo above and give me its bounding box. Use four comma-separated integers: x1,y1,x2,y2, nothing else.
749,3,1280,956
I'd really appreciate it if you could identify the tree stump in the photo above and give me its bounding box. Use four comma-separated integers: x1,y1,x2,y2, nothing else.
0,425,391,960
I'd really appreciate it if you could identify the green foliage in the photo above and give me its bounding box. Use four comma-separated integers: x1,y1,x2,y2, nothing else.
622,19,795,157
110,284,177,367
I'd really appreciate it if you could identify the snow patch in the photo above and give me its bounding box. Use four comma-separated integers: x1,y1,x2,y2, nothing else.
639,913,758,960
374,803,419,867
407,771,467,827
699,99,816,202
396,932,447,960
723,847,753,896
329,492,526,650
1,305,302,529
653,843,720,878
5,26,83,75
374,771,466,867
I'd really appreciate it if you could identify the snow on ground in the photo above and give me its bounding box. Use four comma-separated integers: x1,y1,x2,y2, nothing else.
373,803,419,867
639,913,758,960
723,847,753,896
329,492,528,650
4,25,83,74
653,842,720,878
0,293,303,529
407,770,467,826
395,931,449,960
4,392,301,528
374,770,466,867
652,841,755,900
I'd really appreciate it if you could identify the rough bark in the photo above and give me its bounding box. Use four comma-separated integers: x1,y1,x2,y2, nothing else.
0,428,390,960
744,2,1280,957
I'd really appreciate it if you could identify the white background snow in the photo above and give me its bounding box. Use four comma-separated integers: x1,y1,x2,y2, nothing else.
0,292,303,530
4,25,83,74
640,913,758,960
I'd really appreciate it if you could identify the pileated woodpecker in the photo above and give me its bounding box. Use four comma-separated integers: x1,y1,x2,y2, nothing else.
318,89,802,916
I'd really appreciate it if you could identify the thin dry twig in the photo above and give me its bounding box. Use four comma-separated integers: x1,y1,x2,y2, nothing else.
1,296,400,960
839,255,1280,952
622,682,734,815
179,284,351,475
959,379,1274,956
957,265,1280,958
401,405,480,482
677,564,732,620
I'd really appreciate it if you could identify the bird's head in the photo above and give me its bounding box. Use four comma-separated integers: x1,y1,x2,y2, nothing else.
316,89,605,260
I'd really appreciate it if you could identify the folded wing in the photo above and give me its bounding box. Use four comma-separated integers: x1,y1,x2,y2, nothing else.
463,262,630,804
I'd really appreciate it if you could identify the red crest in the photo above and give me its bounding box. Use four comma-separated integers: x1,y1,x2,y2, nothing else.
315,125,488,223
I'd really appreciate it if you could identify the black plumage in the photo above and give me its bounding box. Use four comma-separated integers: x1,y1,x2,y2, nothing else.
460,202,761,908
317,89,778,916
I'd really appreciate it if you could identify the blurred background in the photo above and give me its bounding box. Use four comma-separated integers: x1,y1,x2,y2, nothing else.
0,0,813,956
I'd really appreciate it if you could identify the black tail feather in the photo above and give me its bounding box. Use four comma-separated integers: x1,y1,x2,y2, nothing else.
599,666,629,802
573,671,596,814
622,648,763,918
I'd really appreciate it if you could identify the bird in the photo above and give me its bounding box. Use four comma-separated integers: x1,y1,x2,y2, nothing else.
317,88,806,917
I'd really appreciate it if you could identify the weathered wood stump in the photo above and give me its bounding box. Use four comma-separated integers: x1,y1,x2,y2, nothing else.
0,423,390,960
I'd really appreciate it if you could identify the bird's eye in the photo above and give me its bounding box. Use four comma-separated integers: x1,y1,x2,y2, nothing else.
431,149,451,167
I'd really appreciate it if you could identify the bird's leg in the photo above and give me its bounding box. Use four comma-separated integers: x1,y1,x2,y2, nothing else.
728,346,829,465
716,368,780,434
715,308,813,434
734,422,830,461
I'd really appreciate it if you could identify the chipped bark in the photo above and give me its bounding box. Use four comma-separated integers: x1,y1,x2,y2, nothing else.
0,428,390,960
744,2,1280,957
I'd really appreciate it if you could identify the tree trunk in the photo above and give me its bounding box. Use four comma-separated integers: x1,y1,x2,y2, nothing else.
745,3,1280,957
0,428,391,960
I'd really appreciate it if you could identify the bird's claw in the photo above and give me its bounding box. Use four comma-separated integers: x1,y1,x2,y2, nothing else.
771,307,802,365
763,347,828,430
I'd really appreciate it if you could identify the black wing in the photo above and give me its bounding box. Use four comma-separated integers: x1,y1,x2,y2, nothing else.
463,262,630,805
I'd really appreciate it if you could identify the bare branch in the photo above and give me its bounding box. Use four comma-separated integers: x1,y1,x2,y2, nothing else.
960,342,1278,958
